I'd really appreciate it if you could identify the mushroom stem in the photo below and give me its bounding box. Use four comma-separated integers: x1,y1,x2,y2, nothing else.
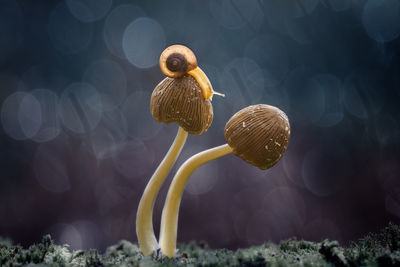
136,126,188,255
159,143,233,258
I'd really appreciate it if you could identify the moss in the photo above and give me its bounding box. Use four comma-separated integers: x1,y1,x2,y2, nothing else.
1,224,400,266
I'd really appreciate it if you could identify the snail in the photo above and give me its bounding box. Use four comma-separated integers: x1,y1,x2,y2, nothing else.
136,45,224,255
158,44,224,100
159,104,290,257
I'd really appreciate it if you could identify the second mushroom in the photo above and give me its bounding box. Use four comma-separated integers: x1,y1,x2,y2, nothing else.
159,104,291,258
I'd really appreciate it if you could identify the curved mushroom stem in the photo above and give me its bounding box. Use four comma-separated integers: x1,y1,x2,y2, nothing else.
159,143,233,258
136,127,188,255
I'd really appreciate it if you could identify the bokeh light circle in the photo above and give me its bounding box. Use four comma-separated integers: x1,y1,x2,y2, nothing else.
122,90,163,140
309,74,344,128
343,77,368,119
59,82,103,134
362,0,400,42
112,138,155,180
244,34,289,88
83,59,127,111
85,110,128,160
66,0,112,23
209,0,264,30
261,187,307,226
49,224,82,250
104,4,146,59
1,92,41,140
18,93,42,139
282,134,306,188
122,17,166,68
30,89,61,142
286,67,325,126
48,2,93,54
174,145,220,196
219,57,264,109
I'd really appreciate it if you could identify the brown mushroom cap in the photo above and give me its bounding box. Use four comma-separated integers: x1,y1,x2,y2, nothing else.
224,104,290,170
150,75,213,135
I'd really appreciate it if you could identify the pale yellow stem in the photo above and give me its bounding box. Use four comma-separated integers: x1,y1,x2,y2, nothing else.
159,143,233,258
136,127,188,255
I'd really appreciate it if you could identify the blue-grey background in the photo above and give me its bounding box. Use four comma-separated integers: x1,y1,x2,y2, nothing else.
0,0,399,251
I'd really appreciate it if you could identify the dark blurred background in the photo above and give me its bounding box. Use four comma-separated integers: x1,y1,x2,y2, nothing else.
0,0,399,251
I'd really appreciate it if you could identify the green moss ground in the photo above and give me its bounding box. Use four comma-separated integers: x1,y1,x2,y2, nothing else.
1,223,400,266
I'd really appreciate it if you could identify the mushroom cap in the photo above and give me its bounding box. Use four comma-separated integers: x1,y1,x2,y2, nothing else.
150,75,213,135
224,104,290,170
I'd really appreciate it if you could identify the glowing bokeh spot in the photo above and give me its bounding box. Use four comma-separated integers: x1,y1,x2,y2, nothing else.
30,89,61,142
309,74,344,128
112,138,155,179
122,17,166,68
66,0,112,22
362,0,400,42
18,93,42,139
104,4,146,59
86,110,128,160
209,0,264,30
55,224,82,250
343,77,369,119
219,57,264,109
244,34,289,88
83,59,127,111
122,90,163,140
286,67,325,126
1,92,41,140
48,2,93,54
59,82,103,134
174,145,219,196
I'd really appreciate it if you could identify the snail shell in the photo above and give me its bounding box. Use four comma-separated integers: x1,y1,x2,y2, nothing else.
150,75,213,135
224,104,290,170
159,45,197,78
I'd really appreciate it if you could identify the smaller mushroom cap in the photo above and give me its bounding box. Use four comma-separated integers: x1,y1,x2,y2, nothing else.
150,75,213,135
224,104,290,170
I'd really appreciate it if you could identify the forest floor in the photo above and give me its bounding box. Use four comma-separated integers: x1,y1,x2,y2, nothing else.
1,223,400,266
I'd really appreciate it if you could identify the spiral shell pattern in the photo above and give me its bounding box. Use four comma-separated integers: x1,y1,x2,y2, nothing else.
159,45,197,78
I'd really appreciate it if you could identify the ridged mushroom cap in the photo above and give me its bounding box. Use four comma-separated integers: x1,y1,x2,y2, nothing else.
150,75,213,135
224,104,290,170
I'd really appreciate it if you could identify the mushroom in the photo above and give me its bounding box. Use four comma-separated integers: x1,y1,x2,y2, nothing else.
136,44,224,255
159,104,290,258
